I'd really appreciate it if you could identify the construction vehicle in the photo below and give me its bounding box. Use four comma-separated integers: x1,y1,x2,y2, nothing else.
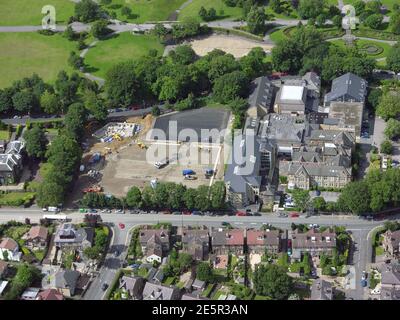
137,140,147,149
182,169,195,176
205,168,214,178
82,185,103,193
113,133,122,141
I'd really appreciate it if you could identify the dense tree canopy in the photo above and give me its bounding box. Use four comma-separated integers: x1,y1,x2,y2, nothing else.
23,126,48,159
253,264,293,300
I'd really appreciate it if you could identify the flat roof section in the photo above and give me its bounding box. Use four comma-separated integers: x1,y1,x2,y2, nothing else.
280,85,305,101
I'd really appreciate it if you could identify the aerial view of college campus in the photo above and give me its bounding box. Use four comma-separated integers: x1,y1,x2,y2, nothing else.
1,0,400,306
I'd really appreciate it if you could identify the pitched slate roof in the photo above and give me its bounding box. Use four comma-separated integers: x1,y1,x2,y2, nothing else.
211,229,244,246
246,229,280,247
325,73,367,104
292,229,336,249
142,282,180,300
55,270,80,296
248,76,274,109
381,263,400,286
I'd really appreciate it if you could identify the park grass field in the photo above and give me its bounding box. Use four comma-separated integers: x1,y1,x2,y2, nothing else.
84,33,164,78
329,39,392,60
0,0,74,26
0,32,75,88
105,0,186,23
178,0,243,22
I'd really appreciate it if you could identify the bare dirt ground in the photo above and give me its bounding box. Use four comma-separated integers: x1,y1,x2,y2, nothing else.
189,34,274,58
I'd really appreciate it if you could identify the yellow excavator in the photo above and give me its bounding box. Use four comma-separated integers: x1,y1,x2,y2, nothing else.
113,133,122,141
137,140,147,149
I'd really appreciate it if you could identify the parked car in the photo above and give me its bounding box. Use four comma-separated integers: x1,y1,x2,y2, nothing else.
101,283,109,291
89,209,98,213
221,222,230,227
290,212,299,218
115,209,124,214
361,279,368,287
192,211,202,215
236,211,246,216
118,223,125,230
79,208,88,213
183,211,191,215
172,211,181,215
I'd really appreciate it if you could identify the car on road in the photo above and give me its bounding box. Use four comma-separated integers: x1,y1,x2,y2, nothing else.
115,209,124,214
89,209,98,213
362,270,367,280
221,222,230,227
173,211,181,215
236,211,246,216
118,223,125,230
129,209,139,214
278,212,288,218
79,208,88,213
192,211,202,216
183,210,191,215
289,212,299,218
361,279,368,287
101,283,109,291
114,250,120,257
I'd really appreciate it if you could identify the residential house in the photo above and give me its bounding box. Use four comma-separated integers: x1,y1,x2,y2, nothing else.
291,229,336,260
246,229,281,254
0,140,25,185
54,223,94,250
142,282,181,300
382,230,400,257
139,228,170,263
119,276,145,300
192,279,206,292
310,279,334,300
380,263,400,300
0,260,9,279
21,287,40,300
247,76,275,117
22,225,48,250
0,140,6,153
179,226,210,261
37,288,64,301
181,293,209,300
211,228,244,255
324,73,367,106
0,237,22,261
54,270,90,297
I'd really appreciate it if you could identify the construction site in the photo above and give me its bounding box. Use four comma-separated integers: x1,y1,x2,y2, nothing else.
71,109,231,201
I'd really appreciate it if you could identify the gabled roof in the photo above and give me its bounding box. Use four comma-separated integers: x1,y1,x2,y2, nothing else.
142,282,180,300
38,288,64,300
247,229,280,246
248,76,274,109
24,226,48,241
0,237,18,251
381,263,400,286
292,229,336,249
325,73,367,104
55,270,80,296
211,228,244,246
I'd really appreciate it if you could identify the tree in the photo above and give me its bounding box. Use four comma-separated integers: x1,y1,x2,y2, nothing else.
84,90,107,121
381,140,393,154
74,0,101,22
384,118,400,140
151,105,161,116
0,88,14,114
298,0,326,19
12,91,35,113
338,181,371,214
292,189,310,212
246,6,266,34
390,13,400,35
365,0,381,14
83,246,101,259
36,180,66,207
368,88,383,109
332,15,342,29
141,186,155,208
91,19,111,39
68,51,84,70
169,45,197,65
152,23,168,41
312,196,326,212
387,43,400,73
364,13,383,29
213,70,249,104
316,14,326,27
253,264,293,300
197,262,214,282
54,71,79,112
376,91,400,120
23,126,48,159
177,253,193,272
126,186,142,208
354,0,366,15
210,181,226,209
63,25,76,40
105,61,141,107
64,102,88,140
121,6,132,17
199,6,207,19
239,47,271,79
40,90,60,114
183,188,197,209
195,185,210,211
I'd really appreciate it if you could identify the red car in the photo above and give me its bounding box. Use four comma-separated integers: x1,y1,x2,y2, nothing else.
130,105,141,110
183,211,191,215
236,211,246,216
290,212,299,218
118,223,125,229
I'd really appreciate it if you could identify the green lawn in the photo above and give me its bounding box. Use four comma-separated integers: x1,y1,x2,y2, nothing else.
0,0,74,26
375,245,385,256
178,0,243,22
269,27,289,43
104,0,186,23
329,39,392,60
0,130,10,140
84,33,164,78
0,32,75,88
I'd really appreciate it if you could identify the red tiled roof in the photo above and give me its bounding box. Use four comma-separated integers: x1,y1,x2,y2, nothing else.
38,289,64,301
0,238,18,251
226,229,244,245
25,226,48,241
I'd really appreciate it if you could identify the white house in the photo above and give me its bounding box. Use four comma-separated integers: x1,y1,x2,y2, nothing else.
0,238,22,262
